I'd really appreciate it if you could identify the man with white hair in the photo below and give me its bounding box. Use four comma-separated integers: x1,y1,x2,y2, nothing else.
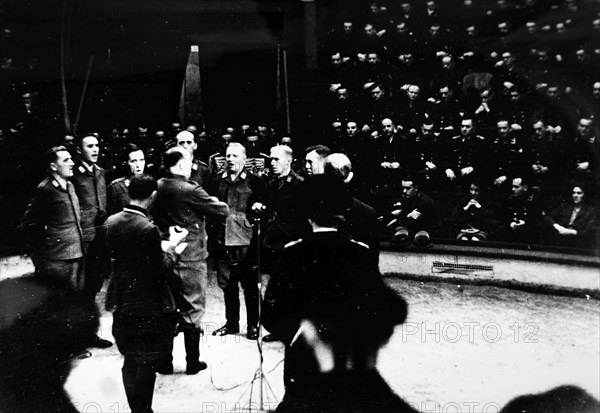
325,153,380,268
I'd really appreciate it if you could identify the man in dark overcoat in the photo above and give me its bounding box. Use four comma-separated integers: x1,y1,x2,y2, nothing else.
151,146,229,374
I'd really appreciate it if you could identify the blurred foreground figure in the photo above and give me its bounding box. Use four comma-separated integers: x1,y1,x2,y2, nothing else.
500,385,599,413
0,275,98,412
264,175,414,412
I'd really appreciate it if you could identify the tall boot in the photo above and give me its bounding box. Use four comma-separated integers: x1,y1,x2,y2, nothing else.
184,328,207,375
156,339,174,375
243,281,259,339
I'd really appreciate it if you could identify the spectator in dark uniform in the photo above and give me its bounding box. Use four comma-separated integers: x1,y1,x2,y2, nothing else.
71,134,112,349
525,120,560,193
388,175,440,247
499,176,544,245
411,120,449,191
568,117,600,191
263,174,383,390
150,146,229,374
211,143,268,340
445,117,488,190
488,120,526,194
20,146,84,289
101,174,186,413
107,144,146,215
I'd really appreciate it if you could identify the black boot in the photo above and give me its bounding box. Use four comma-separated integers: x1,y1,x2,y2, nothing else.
156,340,174,375
184,328,207,375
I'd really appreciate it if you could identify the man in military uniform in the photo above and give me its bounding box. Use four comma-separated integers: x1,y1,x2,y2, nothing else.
151,147,229,375
107,144,146,215
263,174,381,389
21,146,84,289
445,118,488,190
176,130,212,189
262,144,307,343
211,143,268,340
71,135,112,348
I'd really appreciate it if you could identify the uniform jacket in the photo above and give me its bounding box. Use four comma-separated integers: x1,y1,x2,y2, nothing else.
263,171,308,250
190,158,212,191
71,161,107,242
101,205,179,317
262,230,379,386
20,177,84,260
212,169,268,247
392,191,441,233
345,197,380,270
151,173,229,261
107,176,130,216
263,230,377,344
445,134,488,174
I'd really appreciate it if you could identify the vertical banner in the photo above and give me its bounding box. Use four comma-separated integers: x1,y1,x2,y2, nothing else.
179,45,203,128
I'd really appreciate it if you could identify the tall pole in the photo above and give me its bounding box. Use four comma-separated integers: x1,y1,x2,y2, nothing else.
283,49,291,135
74,55,94,136
276,44,282,114
60,0,72,134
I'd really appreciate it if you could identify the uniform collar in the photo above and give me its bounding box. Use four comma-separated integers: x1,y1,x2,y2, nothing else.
221,170,247,181
123,204,148,217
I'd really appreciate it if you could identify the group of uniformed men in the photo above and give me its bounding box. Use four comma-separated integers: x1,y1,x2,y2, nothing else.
20,126,392,412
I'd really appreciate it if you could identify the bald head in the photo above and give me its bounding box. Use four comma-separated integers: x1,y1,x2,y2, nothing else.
176,130,197,156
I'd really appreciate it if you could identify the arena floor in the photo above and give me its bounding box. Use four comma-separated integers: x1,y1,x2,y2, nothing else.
1,257,599,412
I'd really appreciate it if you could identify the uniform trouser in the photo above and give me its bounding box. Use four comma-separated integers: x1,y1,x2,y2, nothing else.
216,246,259,329
113,312,177,413
163,260,207,365
32,255,84,291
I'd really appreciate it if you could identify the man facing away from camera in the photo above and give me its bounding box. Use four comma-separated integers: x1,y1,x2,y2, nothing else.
101,174,188,413
150,146,229,375
263,174,415,412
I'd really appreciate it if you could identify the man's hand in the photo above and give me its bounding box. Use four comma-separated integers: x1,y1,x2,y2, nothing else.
425,161,437,170
407,209,421,220
251,202,266,213
445,169,456,180
169,225,188,246
577,162,590,171
162,225,189,253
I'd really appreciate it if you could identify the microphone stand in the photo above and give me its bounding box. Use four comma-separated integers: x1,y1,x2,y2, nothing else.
237,216,278,412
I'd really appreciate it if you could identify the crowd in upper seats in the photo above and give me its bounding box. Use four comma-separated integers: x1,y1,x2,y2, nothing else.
311,0,600,250
1,0,599,251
